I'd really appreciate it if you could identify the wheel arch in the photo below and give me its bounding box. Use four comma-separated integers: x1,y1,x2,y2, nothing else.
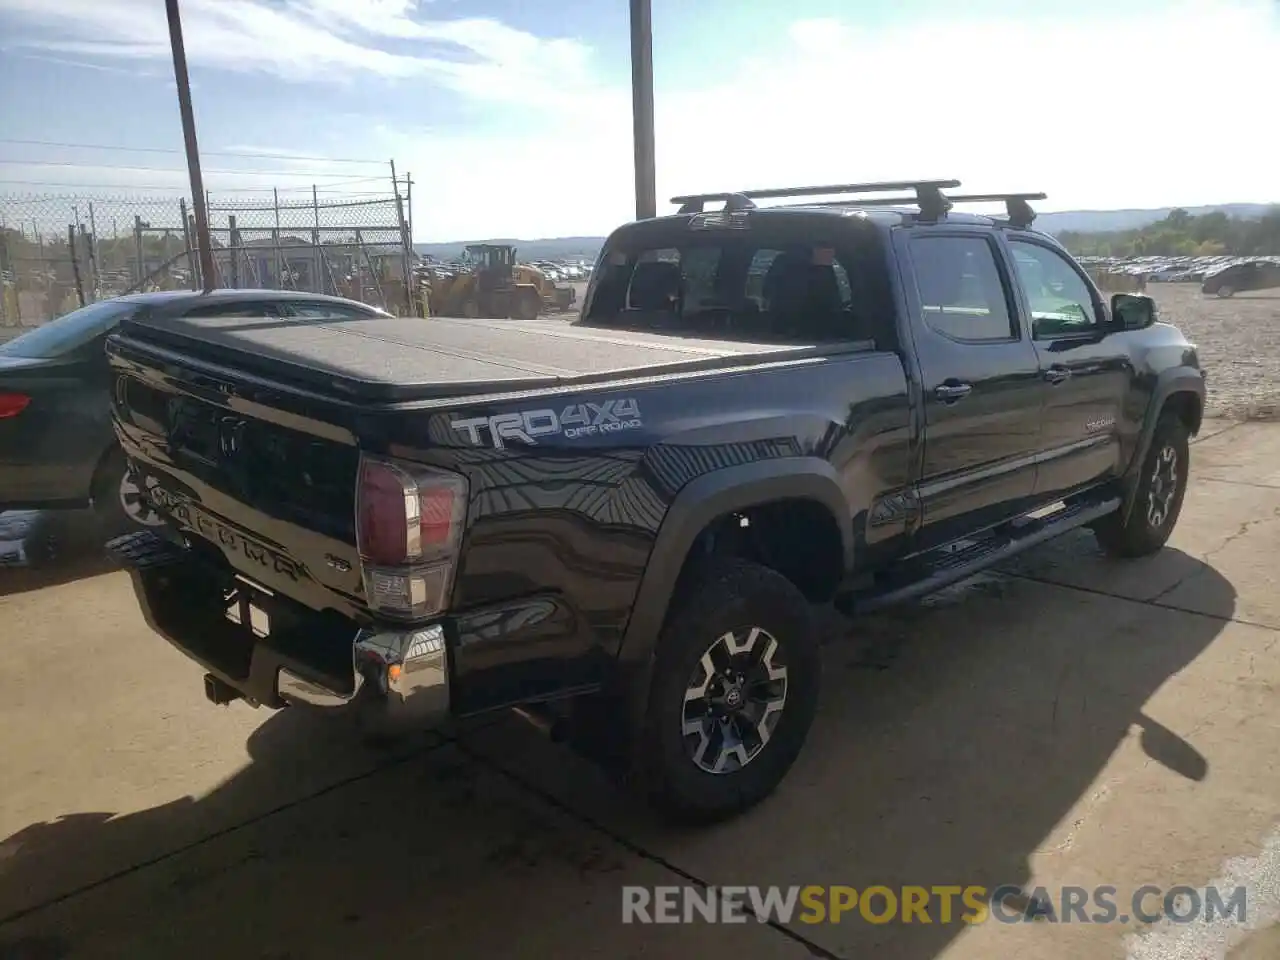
1120,369,1204,525
610,458,851,739
88,439,125,507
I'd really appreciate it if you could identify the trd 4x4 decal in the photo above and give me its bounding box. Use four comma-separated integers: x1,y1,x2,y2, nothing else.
451,398,643,449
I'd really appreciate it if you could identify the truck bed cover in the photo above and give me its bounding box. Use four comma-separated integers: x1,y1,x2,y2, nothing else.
121,312,822,403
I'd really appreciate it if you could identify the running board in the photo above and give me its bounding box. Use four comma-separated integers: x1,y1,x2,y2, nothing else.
837,495,1120,615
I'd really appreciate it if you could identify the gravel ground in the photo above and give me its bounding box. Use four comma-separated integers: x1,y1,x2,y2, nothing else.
1145,283,1280,419
3,281,1274,417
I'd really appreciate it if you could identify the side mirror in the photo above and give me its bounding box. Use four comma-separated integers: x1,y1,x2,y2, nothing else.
1111,293,1157,331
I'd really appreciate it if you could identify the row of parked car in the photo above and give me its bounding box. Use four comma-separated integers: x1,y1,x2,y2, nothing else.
1079,255,1280,297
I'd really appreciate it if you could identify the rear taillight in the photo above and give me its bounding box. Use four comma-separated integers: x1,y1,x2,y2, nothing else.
356,455,467,620
0,392,30,419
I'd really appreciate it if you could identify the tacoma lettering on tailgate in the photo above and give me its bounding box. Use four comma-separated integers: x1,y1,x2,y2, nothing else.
150,485,303,581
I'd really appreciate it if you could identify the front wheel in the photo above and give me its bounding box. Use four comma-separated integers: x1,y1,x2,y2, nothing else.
93,449,166,537
635,559,820,824
1215,284,1235,298
514,290,542,321
1093,413,1190,558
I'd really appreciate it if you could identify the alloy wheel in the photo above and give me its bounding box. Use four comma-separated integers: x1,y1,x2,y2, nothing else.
119,471,166,528
681,626,788,774
1146,443,1179,529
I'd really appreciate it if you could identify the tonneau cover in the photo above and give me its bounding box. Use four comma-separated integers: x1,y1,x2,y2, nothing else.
120,312,816,402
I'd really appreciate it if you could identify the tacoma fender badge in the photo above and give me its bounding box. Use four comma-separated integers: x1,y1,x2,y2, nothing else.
450,398,643,449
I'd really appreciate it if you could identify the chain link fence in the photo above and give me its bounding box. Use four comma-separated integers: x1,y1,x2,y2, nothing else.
0,184,413,329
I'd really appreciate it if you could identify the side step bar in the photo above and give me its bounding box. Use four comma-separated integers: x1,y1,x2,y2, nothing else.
837,495,1120,615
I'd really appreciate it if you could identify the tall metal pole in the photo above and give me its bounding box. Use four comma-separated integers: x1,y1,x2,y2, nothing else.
629,0,657,220
165,0,215,292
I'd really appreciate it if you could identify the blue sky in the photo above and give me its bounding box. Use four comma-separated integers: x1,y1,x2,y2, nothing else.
1,0,1277,240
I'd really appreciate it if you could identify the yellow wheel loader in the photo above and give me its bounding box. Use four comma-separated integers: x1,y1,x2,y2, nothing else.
423,245,538,320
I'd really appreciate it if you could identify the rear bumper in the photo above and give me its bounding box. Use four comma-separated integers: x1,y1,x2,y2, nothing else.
106,530,450,733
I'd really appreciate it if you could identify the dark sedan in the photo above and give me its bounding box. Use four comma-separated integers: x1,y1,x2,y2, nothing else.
0,289,393,534
1201,259,1280,298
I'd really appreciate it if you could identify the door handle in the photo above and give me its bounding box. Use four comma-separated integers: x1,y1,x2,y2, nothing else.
1044,366,1072,384
934,382,973,402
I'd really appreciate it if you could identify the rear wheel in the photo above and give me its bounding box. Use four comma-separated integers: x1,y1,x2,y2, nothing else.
635,558,820,824
1215,284,1235,298
1093,413,1189,558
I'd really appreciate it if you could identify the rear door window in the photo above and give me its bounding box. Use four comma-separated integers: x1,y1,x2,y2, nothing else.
909,235,1017,342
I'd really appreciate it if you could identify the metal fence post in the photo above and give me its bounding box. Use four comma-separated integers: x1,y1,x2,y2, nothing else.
312,185,323,295
68,224,85,307
272,187,285,289
228,214,239,288
80,223,99,303
188,213,205,286
179,198,198,290
134,215,144,286
0,229,11,324
391,159,413,316
87,202,100,300
405,171,413,248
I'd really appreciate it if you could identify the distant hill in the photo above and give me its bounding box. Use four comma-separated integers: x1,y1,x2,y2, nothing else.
414,204,1276,258
1036,204,1273,235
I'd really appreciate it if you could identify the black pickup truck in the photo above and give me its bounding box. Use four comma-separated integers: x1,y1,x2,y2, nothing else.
105,179,1206,823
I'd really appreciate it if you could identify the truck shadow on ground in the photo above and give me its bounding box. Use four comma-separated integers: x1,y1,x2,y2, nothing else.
0,545,1238,960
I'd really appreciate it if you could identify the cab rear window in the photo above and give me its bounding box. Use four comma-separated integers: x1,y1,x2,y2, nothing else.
583,235,879,345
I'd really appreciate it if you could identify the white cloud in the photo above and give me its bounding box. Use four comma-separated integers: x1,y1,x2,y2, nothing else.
3,0,1277,239
378,0,1280,239
0,0,597,105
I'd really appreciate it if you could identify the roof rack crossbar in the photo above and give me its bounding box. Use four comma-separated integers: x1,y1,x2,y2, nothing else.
784,191,1046,227
794,196,922,208
669,182,1045,227
671,179,961,215
945,192,1047,228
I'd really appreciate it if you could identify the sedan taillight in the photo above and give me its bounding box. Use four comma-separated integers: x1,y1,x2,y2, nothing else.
0,392,31,419
356,455,467,620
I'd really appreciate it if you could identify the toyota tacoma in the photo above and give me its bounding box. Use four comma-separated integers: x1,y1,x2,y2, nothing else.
104,179,1206,823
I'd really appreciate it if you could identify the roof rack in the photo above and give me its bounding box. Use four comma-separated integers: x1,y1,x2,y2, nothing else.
944,193,1046,229
670,179,961,220
669,182,1046,228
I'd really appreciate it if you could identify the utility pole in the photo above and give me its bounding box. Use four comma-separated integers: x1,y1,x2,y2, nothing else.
165,0,215,291
629,0,656,220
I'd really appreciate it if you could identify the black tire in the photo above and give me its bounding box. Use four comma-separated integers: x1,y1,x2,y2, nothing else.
1215,284,1235,298
1093,413,1190,558
515,290,542,321
635,558,820,824
91,448,166,538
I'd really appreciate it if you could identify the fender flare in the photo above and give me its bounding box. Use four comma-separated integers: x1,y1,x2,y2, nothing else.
1120,367,1205,523
611,457,852,739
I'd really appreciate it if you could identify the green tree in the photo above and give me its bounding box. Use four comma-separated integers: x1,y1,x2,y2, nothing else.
1059,206,1280,257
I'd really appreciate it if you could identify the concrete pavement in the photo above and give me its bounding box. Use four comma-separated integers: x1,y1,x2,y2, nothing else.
0,420,1276,959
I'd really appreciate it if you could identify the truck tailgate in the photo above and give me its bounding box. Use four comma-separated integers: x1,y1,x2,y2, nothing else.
121,311,812,402
109,335,367,619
